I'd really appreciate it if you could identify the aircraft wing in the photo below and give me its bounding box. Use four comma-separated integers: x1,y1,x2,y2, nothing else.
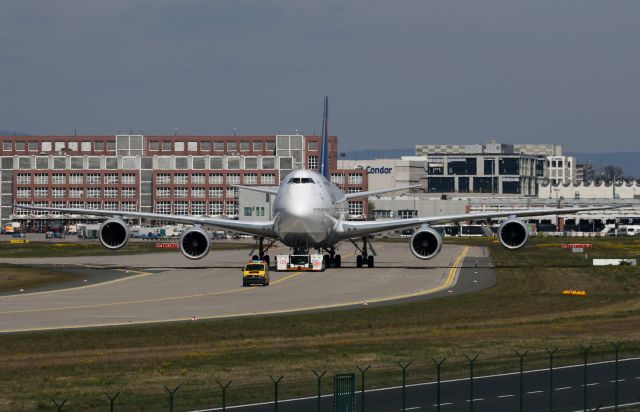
338,204,625,240
15,204,277,238
344,184,423,200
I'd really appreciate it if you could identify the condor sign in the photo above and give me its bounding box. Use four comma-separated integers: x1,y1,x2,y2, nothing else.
365,166,393,174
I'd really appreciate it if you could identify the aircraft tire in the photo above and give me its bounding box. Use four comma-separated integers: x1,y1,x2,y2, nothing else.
334,255,341,268
356,255,363,268
367,255,374,268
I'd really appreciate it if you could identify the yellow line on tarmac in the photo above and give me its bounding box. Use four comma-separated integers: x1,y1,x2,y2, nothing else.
271,271,303,285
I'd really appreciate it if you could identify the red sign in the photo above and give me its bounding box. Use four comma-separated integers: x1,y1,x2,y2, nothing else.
561,244,593,249
156,243,179,249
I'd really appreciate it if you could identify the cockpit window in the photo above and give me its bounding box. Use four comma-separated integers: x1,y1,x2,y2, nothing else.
287,177,315,184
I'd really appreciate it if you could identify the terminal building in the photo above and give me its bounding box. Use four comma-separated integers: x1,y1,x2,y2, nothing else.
0,134,368,230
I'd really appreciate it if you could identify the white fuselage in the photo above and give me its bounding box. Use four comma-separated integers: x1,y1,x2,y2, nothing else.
273,169,346,249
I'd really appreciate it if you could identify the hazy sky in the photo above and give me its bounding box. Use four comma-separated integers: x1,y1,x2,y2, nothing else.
2,1,639,152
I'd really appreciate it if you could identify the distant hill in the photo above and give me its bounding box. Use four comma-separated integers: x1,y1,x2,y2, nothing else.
568,152,640,179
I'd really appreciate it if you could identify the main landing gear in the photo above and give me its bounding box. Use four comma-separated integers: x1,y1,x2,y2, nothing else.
350,237,376,268
250,237,276,267
322,247,342,268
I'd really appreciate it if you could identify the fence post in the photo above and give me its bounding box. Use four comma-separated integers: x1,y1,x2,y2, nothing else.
611,342,622,412
356,365,371,412
465,355,478,412
269,375,284,412
216,380,232,412
395,361,412,412
312,370,327,412
546,348,558,412
50,397,68,412
579,345,592,412
104,392,120,412
515,351,528,412
433,358,447,412
164,385,181,412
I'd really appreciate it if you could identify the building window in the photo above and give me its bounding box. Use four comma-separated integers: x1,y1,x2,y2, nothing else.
227,142,237,151
67,141,78,151
261,174,275,185
227,157,241,169
95,141,105,151
69,174,84,184
209,173,223,184
122,174,136,184
174,142,185,152
104,188,118,198
266,141,275,151
226,187,239,198
156,174,170,184
191,187,205,198
34,187,49,198
261,157,275,169
175,157,188,169
240,141,250,151
87,187,101,198
52,174,66,184
331,174,344,184
227,174,240,185
244,157,258,169
53,157,67,169
36,157,49,169
174,174,188,184
308,156,318,170
156,201,171,214
225,201,238,216
348,187,362,193
213,141,225,151
253,142,263,151
70,157,84,169
308,141,318,151
348,201,364,217
191,173,205,184
200,141,212,151
52,201,67,209
17,188,31,198
209,201,223,215
105,157,118,169
174,201,189,215
348,174,362,185
122,188,136,198
161,141,172,151
149,141,159,151
191,201,206,215
69,201,84,209
88,157,101,169
484,159,495,175
107,141,116,151
427,177,455,193
447,158,477,175
2,141,12,151
28,141,38,151
244,174,258,184
70,188,84,198
499,158,520,175
398,209,418,219
34,174,49,184
174,188,188,198
18,157,31,169
122,202,137,212
104,174,119,184
193,157,206,169
210,156,223,169
187,142,197,152
244,207,253,216
156,187,170,198
16,174,31,184
208,187,223,198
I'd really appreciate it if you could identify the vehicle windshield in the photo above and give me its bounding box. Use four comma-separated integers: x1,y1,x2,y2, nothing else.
244,264,265,271
287,177,315,184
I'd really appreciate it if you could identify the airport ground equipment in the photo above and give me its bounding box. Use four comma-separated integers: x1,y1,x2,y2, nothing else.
276,254,324,271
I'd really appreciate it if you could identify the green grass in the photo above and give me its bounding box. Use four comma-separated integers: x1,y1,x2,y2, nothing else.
0,240,249,258
1,237,640,410
0,265,83,292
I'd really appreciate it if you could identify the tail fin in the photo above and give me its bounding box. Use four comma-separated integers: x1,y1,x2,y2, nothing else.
320,96,331,180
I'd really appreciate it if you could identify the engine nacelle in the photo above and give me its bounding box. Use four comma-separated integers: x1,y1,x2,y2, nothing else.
410,227,443,260
498,218,529,249
179,226,211,260
98,218,130,250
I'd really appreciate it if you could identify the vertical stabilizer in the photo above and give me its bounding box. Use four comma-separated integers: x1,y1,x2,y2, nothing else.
320,96,330,180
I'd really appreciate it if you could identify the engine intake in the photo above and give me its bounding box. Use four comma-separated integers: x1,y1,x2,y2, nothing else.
498,218,529,249
179,226,211,260
99,218,130,250
410,227,443,260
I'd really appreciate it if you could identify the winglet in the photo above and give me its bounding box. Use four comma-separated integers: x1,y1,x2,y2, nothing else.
320,96,331,180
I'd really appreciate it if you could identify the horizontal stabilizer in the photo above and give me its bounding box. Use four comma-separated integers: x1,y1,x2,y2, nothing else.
344,184,423,199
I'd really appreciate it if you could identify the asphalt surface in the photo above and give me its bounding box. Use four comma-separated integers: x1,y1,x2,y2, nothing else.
0,242,495,332
194,357,640,412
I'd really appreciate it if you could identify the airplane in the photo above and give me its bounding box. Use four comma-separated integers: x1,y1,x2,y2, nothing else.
16,97,622,268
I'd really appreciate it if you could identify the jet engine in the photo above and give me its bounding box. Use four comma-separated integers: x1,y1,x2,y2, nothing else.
498,218,529,249
409,226,443,260
179,226,211,260
98,218,130,250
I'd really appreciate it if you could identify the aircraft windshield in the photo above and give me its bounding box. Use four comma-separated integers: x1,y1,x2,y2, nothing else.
287,177,315,184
